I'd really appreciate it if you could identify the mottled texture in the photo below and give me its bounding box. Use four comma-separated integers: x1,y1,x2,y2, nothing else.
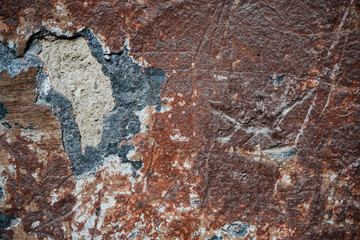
0,0,360,239
0,68,75,239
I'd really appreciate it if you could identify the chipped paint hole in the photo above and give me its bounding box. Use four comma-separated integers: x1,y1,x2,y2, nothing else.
39,36,115,150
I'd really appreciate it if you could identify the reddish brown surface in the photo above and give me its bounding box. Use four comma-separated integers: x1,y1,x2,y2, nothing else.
1,0,360,239
0,68,75,239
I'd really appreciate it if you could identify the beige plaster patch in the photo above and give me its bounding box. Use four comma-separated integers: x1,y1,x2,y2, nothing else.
39,36,115,150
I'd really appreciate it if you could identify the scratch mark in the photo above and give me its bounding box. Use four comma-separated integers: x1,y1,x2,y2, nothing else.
210,105,272,142
327,0,354,57
295,93,317,144
321,32,349,115
276,88,316,126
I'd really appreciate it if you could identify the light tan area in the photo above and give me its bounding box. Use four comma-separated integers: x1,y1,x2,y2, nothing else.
9,222,37,240
39,36,115,150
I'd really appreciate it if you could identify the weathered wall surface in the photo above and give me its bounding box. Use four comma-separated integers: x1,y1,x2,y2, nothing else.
0,0,359,239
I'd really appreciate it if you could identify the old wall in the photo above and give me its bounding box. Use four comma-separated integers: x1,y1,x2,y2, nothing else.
0,0,359,239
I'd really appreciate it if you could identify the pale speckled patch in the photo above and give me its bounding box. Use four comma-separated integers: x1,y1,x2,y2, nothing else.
39,36,115,150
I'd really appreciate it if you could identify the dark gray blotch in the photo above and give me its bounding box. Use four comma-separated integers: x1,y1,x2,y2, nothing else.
1,123,11,129
117,145,143,177
208,235,224,240
221,222,250,238
40,29,165,176
266,147,298,160
0,102,8,120
0,212,15,239
0,29,165,177
0,40,42,77
270,73,285,86
281,147,297,158
45,90,101,176
0,185,3,200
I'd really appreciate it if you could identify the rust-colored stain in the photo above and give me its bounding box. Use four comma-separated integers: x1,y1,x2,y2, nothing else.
0,0,360,239
0,68,75,239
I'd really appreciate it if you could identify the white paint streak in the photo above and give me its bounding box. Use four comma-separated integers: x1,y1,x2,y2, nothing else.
276,88,316,126
31,221,40,228
214,74,227,80
170,133,189,142
327,0,354,56
97,195,116,230
135,106,154,133
211,107,272,143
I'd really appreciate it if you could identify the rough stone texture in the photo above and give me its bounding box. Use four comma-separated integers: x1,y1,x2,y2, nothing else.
0,0,360,239
39,36,115,150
